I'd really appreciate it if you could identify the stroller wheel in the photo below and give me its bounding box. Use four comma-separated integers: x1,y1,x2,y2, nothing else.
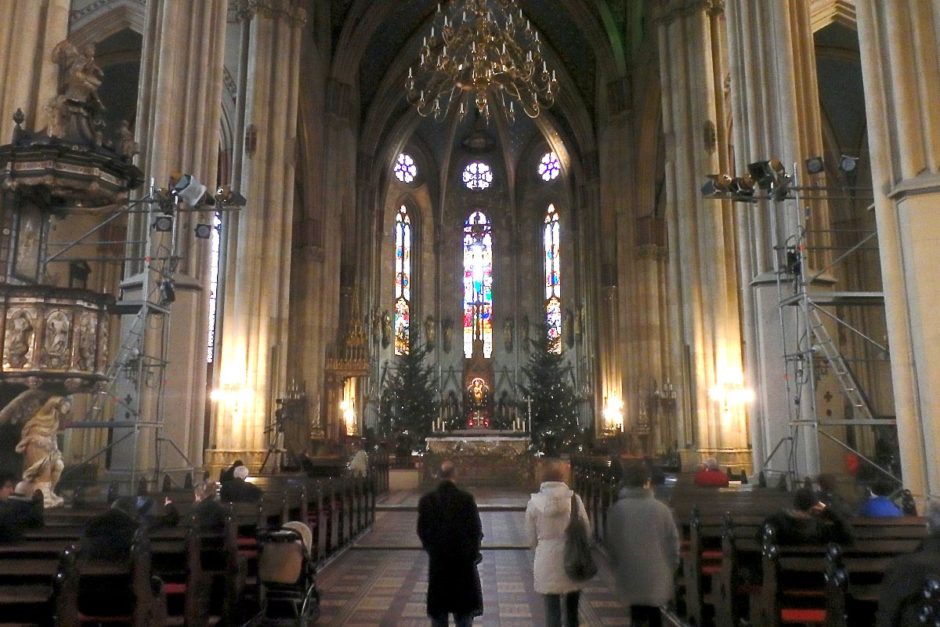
300,586,320,625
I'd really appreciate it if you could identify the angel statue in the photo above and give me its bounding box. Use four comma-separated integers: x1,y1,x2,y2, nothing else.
0,390,71,507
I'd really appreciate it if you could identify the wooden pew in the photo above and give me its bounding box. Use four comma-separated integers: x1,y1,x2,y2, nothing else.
0,544,76,625
57,530,167,627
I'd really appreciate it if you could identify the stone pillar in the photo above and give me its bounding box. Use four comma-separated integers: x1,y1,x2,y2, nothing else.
856,0,940,502
655,0,750,469
725,0,834,478
213,0,305,462
107,0,229,484
0,0,68,138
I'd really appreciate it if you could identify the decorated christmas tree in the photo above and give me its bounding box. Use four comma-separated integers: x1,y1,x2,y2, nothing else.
519,322,582,454
381,329,439,456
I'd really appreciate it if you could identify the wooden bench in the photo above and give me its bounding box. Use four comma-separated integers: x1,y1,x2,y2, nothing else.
0,544,75,625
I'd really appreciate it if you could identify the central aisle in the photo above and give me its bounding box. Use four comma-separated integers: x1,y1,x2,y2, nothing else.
315,488,629,626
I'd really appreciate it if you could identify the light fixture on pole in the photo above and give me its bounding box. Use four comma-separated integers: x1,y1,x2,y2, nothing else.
405,0,558,123
838,154,859,174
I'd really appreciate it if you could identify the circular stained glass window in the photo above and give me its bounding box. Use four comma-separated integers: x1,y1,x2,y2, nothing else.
394,153,417,183
539,152,561,181
462,161,493,190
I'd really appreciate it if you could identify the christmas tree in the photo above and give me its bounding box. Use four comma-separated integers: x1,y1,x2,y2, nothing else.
519,322,582,454
381,328,439,456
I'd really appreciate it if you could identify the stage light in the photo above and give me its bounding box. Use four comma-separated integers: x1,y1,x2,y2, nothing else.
805,156,825,174
159,279,176,305
172,174,208,208
839,154,859,173
701,173,733,197
152,215,173,232
747,159,787,190
729,175,756,198
216,185,247,207
194,223,213,239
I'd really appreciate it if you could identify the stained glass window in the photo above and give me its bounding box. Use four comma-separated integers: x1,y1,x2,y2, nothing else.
394,153,417,183
544,204,561,353
207,213,222,362
394,205,411,355
462,161,493,190
539,151,561,181
463,211,493,358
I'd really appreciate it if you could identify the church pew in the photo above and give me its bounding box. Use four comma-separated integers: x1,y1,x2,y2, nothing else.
748,534,923,627
57,530,167,627
0,545,76,626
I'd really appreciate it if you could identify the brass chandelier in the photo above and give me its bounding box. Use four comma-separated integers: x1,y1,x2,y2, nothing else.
405,0,558,123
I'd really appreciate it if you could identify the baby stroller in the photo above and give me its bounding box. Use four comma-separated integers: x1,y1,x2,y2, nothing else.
250,521,320,626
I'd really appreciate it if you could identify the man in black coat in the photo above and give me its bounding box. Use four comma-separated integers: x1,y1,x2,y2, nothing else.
219,465,262,503
877,499,940,626
417,460,483,626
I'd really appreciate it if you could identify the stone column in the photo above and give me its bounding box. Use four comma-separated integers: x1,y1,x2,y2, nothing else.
105,0,229,485
213,0,305,465
725,0,835,478
0,0,68,138
856,0,940,502
655,0,750,469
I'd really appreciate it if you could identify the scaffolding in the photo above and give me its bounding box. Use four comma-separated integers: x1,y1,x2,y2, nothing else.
770,171,896,483
47,190,198,493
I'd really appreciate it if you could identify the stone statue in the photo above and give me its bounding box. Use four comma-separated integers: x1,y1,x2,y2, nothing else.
0,390,70,507
4,309,35,368
503,318,514,352
441,317,453,353
424,315,436,348
46,40,104,139
43,310,71,368
521,315,531,352
117,120,138,160
381,310,391,348
77,313,97,371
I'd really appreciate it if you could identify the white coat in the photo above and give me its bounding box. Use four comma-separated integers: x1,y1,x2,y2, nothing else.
524,481,591,594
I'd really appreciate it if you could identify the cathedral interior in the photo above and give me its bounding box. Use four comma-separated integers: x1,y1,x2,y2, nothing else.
0,0,939,506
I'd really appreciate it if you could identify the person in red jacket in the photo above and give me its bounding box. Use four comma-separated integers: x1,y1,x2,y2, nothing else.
693,458,729,487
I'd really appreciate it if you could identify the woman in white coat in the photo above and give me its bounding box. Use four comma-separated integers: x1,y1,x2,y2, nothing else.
525,460,591,626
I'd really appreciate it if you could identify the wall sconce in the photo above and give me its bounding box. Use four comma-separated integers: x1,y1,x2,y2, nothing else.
654,378,677,408
709,379,754,414
602,396,624,433
340,398,356,435
210,384,252,416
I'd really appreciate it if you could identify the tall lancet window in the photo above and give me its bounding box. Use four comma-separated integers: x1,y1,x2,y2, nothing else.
394,205,412,355
544,204,561,353
463,211,493,358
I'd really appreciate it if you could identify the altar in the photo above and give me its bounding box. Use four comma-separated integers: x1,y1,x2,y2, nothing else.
425,430,533,488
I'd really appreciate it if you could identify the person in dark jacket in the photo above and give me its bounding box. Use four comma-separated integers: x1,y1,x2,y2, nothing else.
877,499,940,626
417,460,483,626
219,465,262,503
761,487,854,546
192,480,229,531
219,459,244,484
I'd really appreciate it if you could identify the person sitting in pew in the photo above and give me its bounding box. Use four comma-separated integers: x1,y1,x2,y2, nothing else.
219,465,262,503
858,479,903,518
877,499,940,627
192,480,228,530
219,459,244,485
761,486,854,545
80,496,143,561
0,473,43,542
693,457,729,487
815,473,855,521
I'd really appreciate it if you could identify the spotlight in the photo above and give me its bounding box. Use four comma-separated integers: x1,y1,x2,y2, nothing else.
216,185,247,207
838,154,859,173
804,156,825,174
747,159,787,190
159,279,176,306
729,174,756,198
194,223,213,239
701,174,733,197
172,174,208,208
152,215,174,232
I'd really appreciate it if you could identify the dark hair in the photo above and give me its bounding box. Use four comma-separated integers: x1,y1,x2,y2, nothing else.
792,487,817,511
0,472,17,487
870,479,895,497
439,460,456,480
621,462,650,488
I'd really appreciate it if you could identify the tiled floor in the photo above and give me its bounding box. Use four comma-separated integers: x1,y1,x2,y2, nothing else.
315,488,629,625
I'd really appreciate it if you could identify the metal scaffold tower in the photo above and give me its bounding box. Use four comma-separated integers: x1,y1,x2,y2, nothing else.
775,173,896,483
